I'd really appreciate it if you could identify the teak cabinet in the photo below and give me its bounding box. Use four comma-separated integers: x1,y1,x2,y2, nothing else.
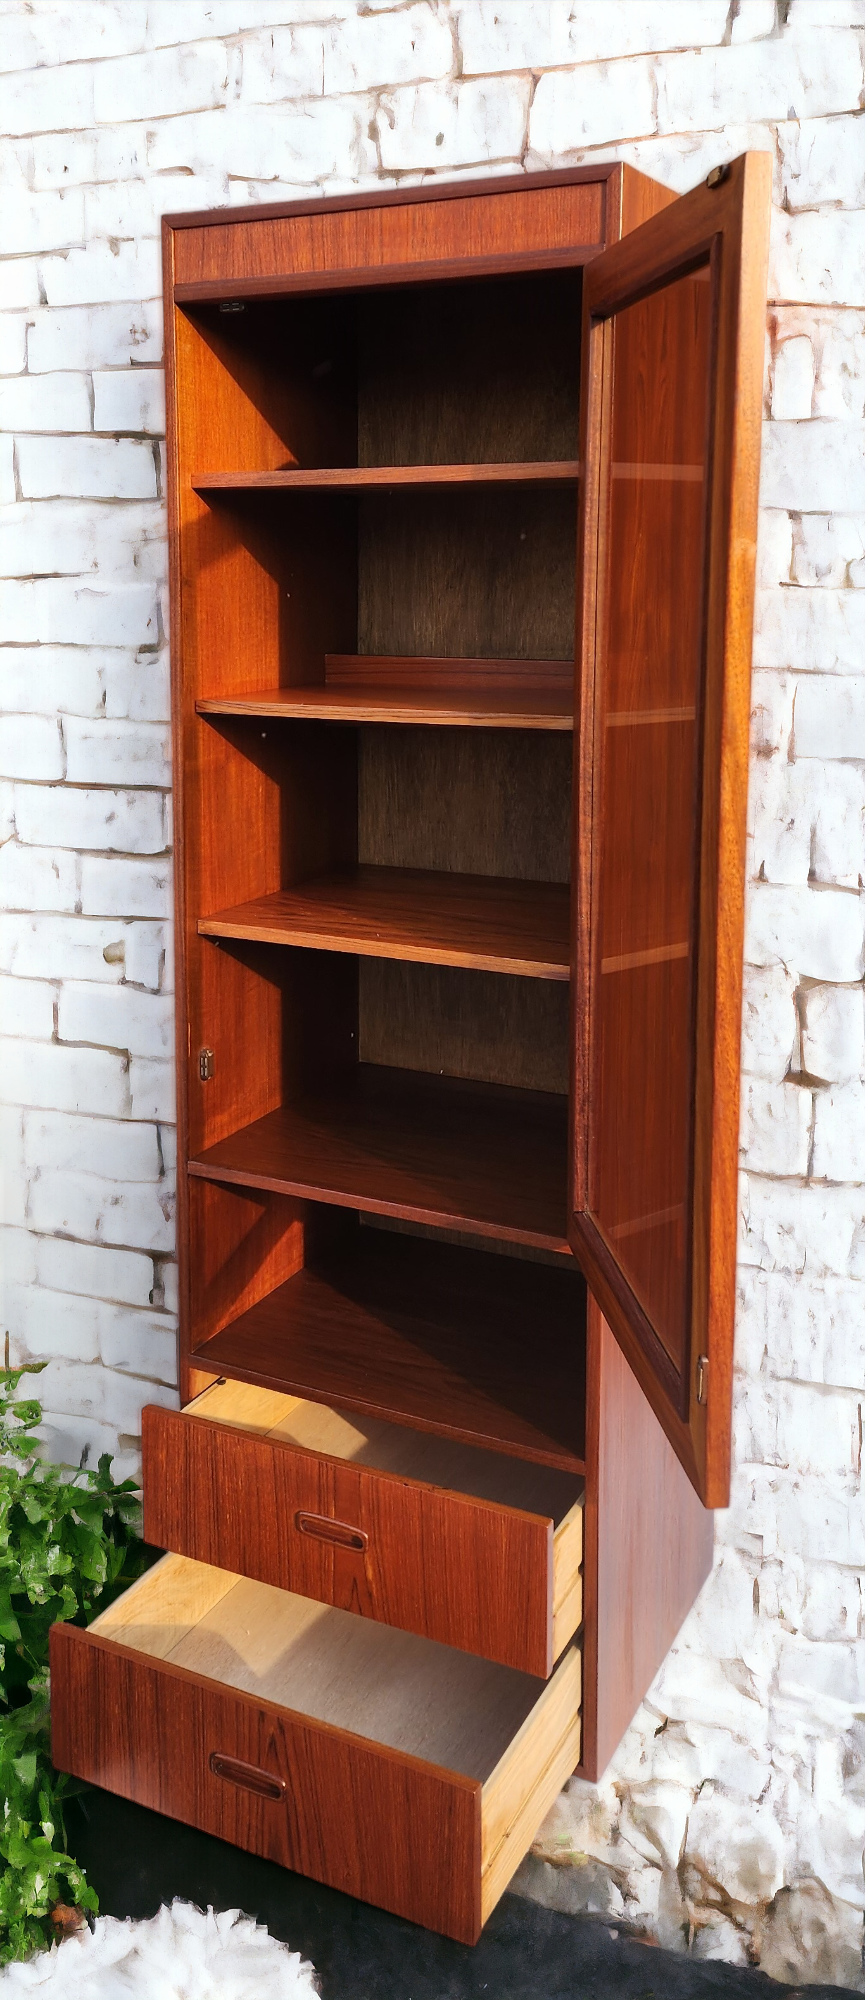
51,156,771,1944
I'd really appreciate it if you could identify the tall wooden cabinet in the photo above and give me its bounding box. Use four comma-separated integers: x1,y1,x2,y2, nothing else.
51,155,771,1944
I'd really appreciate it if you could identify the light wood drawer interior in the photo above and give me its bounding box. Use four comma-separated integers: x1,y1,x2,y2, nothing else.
144,1377,583,1674
59,1553,581,1940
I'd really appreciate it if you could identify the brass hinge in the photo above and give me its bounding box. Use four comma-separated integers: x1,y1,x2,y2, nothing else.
706,163,730,189
696,1355,709,1404
199,1047,215,1082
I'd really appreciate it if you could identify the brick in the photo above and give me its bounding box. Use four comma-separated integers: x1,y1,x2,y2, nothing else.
3,1280,100,1364
0,715,64,780
741,965,798,1082
242,8,452,104
760,423,865,514
1,915,132,984
57,982,173,1059
94,39,230,124
753,586,865,672
123,923,167,991
736,1377,861,1478
145,0,327,34
13,781,165,853
730,0,776,39
27,301,162,374
771,212,865,310
29,1171,173,1255
98,1302,176,1385
24,1107,161,1180
740,1080,812,1177
757,511,794,588
34,1235,153,1310
0,578,159,651
16,436,157,502
789,0,865,22
745,883,864,983
458,0,728,70
809,762,865,889
129,1056,175,1123
83,177,226,241
156,1257,179,1315
771,337,814,421
0,840,77,913
42,240,162,310
813,1079,865,1179
0,372,92,434
0,315,27,374
779,113,865,211
0,501,166,582
739,1178,865,1279
1,63,95,137
0,1038,129,1117
792,515,865,589
0,648,105,720
37,1357,173,1433
147,99,377,182
0,439,15,507
0,261,42,310
0,189,84,256
794,676,865,759
657,34,862,133
103,652,171,725
529,60,654,160
816,313,865,419
2,1225,37,1288
801,985,865,1084
748,758,810,887
0,974,55,1040
0,2,148,71
80,855,171,919
64,718,169,786
92,369,166,435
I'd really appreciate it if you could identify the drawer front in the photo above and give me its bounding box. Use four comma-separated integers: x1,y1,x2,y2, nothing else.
143,1405,555,1675
50,1619,481,1944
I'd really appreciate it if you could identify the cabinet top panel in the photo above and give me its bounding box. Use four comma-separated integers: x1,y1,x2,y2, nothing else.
168,171,608,299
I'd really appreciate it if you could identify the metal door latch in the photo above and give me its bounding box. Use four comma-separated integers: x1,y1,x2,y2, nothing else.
696,1355,709,1404
199,1048,215,1082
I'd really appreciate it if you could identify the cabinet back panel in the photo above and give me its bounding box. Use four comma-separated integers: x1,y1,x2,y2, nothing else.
359,961,569,1096
358,488,577,661
358,729,571,883
357,272,581,468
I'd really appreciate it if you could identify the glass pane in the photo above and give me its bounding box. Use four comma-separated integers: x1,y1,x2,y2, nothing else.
590,263,713,1376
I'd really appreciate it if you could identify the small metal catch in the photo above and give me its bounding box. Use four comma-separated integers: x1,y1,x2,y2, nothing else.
219,300,246,314
706,164,729,189
199,1047,215,1082
696,1354,709,1404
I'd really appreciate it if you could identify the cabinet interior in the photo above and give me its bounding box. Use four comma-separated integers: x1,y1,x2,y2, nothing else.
179,262,586,1464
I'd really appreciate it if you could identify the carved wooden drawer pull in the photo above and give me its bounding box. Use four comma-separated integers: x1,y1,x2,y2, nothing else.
209,1752,286,1802
295,1510,368,1553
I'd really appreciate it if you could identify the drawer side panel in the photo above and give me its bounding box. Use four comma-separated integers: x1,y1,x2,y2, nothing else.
50,1620,482,1944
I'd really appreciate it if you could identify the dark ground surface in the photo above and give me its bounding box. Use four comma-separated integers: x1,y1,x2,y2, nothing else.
66,1787,854,2000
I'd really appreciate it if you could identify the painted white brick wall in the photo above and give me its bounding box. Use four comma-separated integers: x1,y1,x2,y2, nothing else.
0,0,863,1984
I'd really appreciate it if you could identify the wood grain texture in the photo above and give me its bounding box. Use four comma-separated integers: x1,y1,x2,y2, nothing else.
578,1300,713,1780
193,463,579,491
187,1227,587,1472
189,1064,569,1252
50,1618,483,1943
358,961,570,1096
358,729,571,882
197,685,574,729
198,868,570,980
481,1642,582,1921
172,177,605,292
143,1403,569,1676
571,152,771,1507
327,653,573,689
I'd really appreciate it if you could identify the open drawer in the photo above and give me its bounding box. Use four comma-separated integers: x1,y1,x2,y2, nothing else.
51,1553,581,1943
142,1380,584,1677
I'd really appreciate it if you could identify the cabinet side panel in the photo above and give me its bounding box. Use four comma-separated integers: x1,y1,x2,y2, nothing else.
50,1622,481,1944
580,1299,713,1780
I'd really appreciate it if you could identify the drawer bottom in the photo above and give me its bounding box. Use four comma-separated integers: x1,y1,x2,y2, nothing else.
51,1555,581,1943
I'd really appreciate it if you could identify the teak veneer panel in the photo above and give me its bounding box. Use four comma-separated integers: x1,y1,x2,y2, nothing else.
198,868,570,980
188,1066,570,1252
52,1556,582,1942
187,1230,587,1472
193,462,580,492
143,1382,583,1675
197,684,574,729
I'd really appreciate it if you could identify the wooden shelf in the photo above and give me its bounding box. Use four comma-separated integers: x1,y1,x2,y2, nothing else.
192,461,580,493
197,684,573,730
198,868,570,980
189,1064,570,1253
197,654,574,731
191,1229,586,1473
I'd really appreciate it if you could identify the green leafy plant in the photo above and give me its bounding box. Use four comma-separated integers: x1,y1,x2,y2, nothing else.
0,1352,148,1965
